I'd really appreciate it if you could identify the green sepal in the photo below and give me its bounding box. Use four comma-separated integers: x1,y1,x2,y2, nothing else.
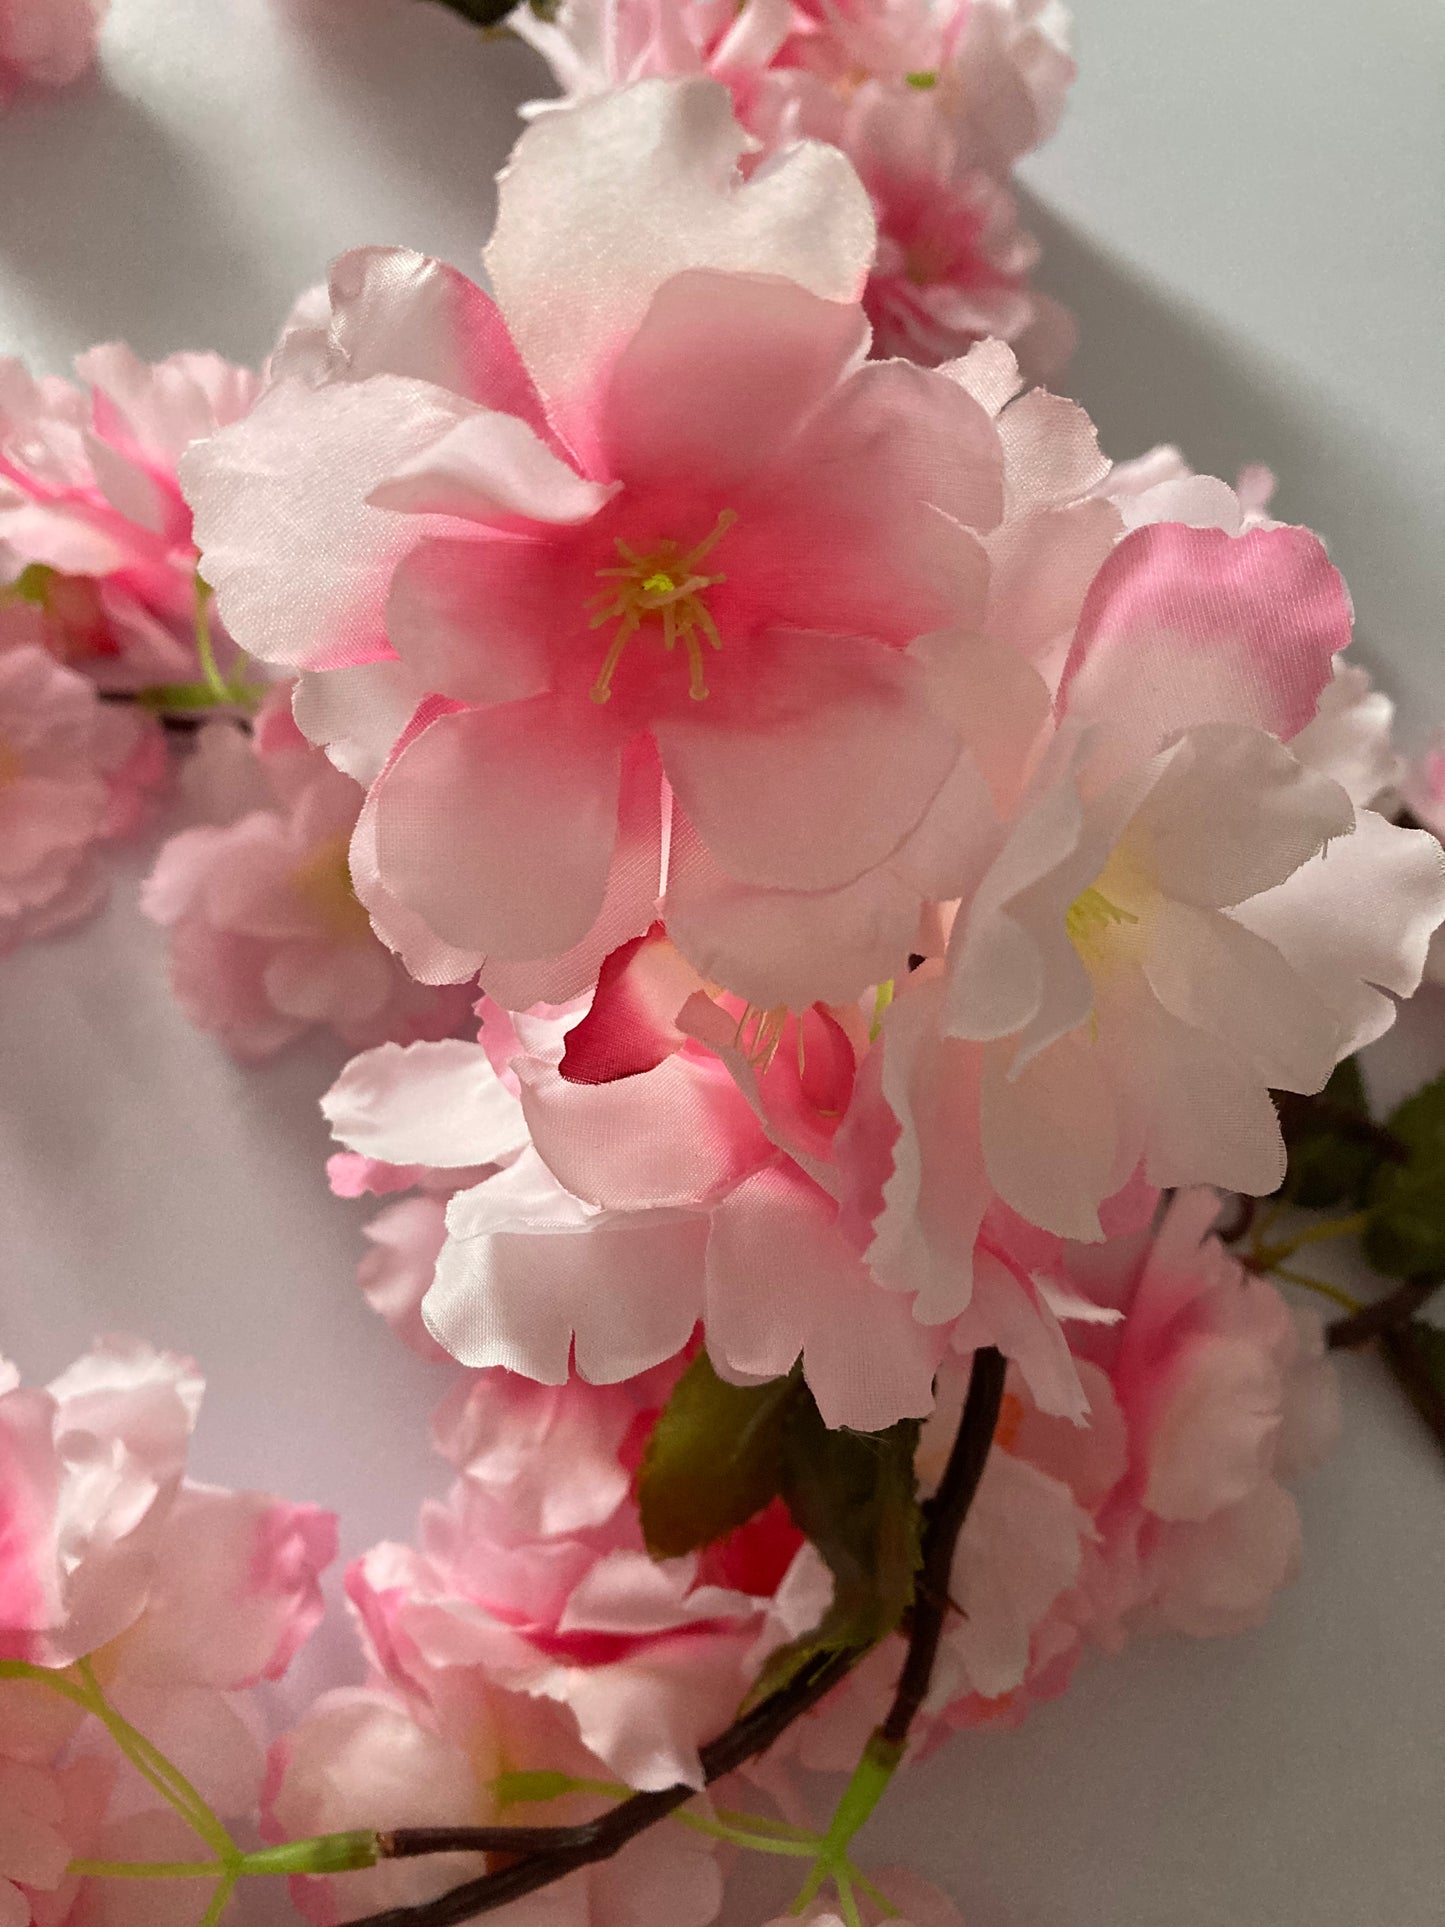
638,1353,803,1560
748,1399,923,1705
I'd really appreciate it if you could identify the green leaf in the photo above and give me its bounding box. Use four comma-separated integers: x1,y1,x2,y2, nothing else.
751,1397,923,1703
1364,1072,1445,1280
638,1353,802,1560
1279,1058,1380,1209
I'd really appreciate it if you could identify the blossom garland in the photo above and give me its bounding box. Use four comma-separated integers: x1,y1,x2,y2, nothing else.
3,20,1445,1927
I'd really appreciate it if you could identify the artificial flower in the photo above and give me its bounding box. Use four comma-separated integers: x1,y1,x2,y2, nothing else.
0,1343,335,1927
183,79,1007,1009
0,0,106,107
142,701,475,1060
1,346,257,691
0,645,162,951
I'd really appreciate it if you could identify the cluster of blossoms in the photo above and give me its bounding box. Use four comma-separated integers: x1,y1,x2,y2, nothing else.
141,694,476,1060
0,1340,334,1927
0,0,106,106
264,1181,1336,1924
0,344,262,946
184,79,1443,1435
513,0,1077,374
5,23,1445,1927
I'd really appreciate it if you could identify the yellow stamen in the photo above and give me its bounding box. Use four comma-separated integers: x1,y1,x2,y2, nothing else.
588,509,736,705
290,835,372,941
1065,885,1138,960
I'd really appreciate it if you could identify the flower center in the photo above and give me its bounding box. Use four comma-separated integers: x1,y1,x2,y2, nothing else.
1065,884,1138,963
290,835,373,942
586,509,737,706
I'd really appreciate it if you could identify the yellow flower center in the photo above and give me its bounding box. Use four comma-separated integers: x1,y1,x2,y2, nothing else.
290,835,372,942
1065,884,1139,963
586,509,736,706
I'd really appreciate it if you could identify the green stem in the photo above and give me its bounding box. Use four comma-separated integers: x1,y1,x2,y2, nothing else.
67,1860,227,1880
674,1811,819,1857
197,1869,240,1927
1272,1265,1364,1314
1250,1210,1371,1276
193,574,229,704
75,1657,234,1859
791,1733,903,1911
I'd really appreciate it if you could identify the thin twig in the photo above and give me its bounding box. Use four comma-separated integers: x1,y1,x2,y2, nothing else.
1327,1276,1442,1350
1379,1326,1445,1464
344,1349,1008,1926
881,1347,1006,1747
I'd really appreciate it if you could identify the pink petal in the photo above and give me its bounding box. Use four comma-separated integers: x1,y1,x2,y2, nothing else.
1059,523,1352,780
656,631,958,891
484,78,874,450
181,373,476,671
372,698,622,958
600,268,868,490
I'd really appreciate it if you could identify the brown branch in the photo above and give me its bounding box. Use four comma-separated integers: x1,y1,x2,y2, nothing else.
881,1346,1006,1746
342,1348,1008,1926
1380,1327,1445,1463
1327,1277,1442,1350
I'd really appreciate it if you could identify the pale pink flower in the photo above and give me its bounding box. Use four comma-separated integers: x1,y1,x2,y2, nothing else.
142,717,475,1060
267,1685,723,1927
1,1345,335,1927
931,508,1445,1239
265,1362,821,1925
0,347,258,690
0,646,163,950
182,81,1007,1010
515,1,1075,372
1047,1189,1341,1643
323,933,1109,1430
0,1341,201,1669
0,0,106,106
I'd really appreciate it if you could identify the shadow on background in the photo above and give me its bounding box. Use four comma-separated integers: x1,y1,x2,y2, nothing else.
0,82,271,364
1021,191,1445,730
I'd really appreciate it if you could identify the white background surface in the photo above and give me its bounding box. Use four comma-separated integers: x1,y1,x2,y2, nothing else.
1,3,1443,1924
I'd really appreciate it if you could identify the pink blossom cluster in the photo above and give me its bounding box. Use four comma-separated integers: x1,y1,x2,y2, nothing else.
0,645,162,950
777,1191,1340,1774
0,343,263,948
141,692,476,1059
266,1182,1336,1922
182,80,1443,1436
512,0,1077,372
266,1360,831,1924
1,345,258,690
0,0,106,107
0,1340,335,1927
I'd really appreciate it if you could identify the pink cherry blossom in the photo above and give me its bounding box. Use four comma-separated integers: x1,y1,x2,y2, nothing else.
0,646,163,951
0,0,106,106
323,935,1110,1431
514,1,1075,372
1,1345,335,1927
182,81,1007,1009
264,1362,825,1925
931,511,1445,1238
142,708,476,1060
1,347,258,691
0,1341,202,1668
